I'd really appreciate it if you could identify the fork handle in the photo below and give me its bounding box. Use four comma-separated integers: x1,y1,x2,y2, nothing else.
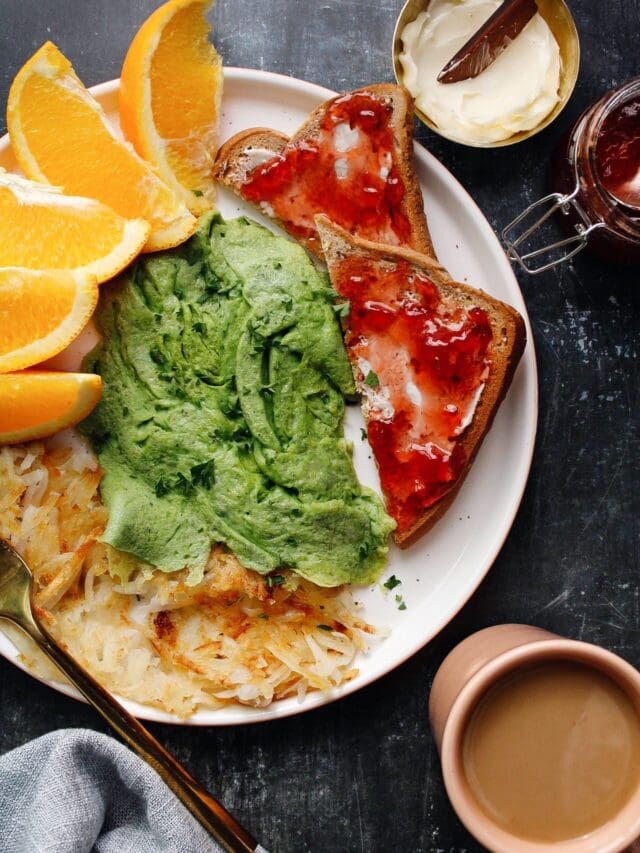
20,618,263,853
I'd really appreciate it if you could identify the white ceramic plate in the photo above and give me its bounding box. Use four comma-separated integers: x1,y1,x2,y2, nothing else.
0,68,537,725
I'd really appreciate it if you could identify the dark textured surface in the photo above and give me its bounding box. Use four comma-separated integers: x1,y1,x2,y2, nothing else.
0,1,639,851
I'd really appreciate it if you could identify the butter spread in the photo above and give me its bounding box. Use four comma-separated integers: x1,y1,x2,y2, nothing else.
241,147,280,171
399,0,561,145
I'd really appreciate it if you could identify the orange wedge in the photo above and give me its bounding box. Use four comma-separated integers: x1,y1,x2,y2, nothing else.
0,371,102,444
7,41,197,252
120,0,223,215
0,169,150,282
0,268,98,374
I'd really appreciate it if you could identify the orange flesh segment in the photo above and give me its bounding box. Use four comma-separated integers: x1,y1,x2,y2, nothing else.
0,183,128,270
151,4,217,139
0,271,91,359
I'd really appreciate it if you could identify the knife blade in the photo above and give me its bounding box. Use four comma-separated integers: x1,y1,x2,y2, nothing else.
437,0,538,85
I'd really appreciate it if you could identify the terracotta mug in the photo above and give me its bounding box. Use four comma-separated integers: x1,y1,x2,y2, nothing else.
429,624,640,853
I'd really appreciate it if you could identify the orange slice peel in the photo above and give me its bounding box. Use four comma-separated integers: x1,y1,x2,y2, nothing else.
120,0,223,215
0,371,102,445
0,268,99,374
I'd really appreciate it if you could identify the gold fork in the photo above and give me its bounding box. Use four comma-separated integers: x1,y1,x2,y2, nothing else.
0,539,268,853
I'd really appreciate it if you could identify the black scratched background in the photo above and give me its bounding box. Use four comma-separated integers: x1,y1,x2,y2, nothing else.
0,1,639,851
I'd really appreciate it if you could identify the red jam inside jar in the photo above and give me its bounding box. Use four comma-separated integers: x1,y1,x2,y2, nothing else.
551,77,640,264
595,96,640,209
332,255,492,535
240,92,413,255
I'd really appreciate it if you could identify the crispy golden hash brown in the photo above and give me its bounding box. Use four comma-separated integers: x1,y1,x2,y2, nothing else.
0,432,376,717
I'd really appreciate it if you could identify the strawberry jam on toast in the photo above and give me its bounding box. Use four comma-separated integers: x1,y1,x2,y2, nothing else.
212,84,433,259
317,215,526,545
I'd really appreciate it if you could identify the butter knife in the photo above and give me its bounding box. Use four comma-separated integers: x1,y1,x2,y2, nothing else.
437,0,538,84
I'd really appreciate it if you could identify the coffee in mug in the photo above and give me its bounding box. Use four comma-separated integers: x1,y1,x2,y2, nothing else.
462,660,640,842
429,625,640,852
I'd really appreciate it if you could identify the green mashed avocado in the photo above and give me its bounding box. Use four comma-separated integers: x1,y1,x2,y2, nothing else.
82,214,394,586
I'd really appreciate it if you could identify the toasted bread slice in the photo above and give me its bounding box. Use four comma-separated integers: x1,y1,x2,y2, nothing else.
316,215,526,546
212,84,434,259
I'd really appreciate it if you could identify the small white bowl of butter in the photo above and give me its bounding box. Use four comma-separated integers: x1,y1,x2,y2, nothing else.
392,0,580,147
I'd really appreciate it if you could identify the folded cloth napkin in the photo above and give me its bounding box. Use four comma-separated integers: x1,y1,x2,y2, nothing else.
0,728,222,853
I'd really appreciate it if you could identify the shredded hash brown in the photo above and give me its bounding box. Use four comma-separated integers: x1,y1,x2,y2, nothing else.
0,431,376,717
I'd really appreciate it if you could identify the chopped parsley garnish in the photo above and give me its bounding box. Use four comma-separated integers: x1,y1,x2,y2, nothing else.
155,463,215,498
395,594,407,611
383,575,401,591
149,346,166,366
360,428,367,441
174,472,194,496
154,477,171,498
192,189,204,197
191,459,215,490
333,300,350,318
364,370,380,388
317,624,334,631
266,574,286,588
259,613,269,620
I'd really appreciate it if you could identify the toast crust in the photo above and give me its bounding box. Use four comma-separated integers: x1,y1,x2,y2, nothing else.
212,84,434,259
315,214,526,547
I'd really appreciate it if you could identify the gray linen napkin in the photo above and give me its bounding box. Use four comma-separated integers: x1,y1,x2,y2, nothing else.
0,728,223,853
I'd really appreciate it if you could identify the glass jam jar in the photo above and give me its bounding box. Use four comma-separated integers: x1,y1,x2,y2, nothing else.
503,77,640,273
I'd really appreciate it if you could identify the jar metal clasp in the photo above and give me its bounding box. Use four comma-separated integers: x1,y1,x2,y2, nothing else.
502,183,607,274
